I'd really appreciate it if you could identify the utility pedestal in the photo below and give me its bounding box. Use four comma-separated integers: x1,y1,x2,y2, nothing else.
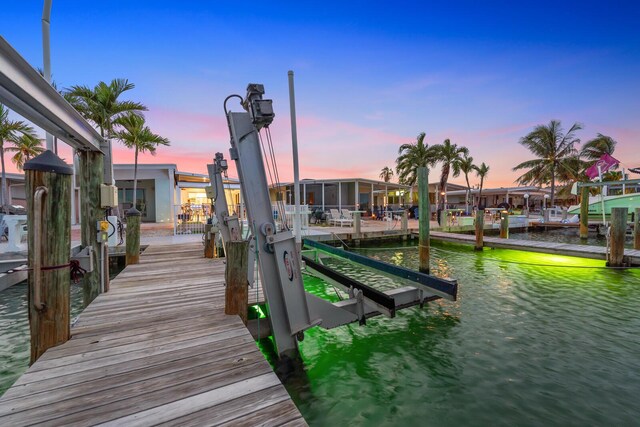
126,208,141,265
24,151,73,364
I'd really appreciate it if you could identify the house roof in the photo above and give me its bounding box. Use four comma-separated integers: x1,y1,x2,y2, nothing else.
271,178,411,189
446,186,550,196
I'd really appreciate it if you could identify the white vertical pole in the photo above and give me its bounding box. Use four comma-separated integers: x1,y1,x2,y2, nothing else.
355,180,359,210
322,182,325,211
288,71,302,245
370,183,374,215
42,0,54,152
598,165,606,225
385,184,388,207
71,150,76,224
303,182,306,205
338,182,342,211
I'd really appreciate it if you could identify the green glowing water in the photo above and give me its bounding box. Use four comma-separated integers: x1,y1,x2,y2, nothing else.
281,241,640,426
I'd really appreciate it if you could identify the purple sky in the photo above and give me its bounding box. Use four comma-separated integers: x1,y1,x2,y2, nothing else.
3,1,640,187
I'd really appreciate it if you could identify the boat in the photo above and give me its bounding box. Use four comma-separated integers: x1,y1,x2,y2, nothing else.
567,193,640,221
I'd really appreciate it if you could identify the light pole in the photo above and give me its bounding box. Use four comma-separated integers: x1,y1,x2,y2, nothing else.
524,193,529,216
544,194,550,209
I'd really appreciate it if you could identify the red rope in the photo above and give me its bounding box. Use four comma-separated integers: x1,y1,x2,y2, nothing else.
32,260,87,284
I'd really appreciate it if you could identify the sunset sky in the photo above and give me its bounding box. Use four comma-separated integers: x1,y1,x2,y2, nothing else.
3,1,640,188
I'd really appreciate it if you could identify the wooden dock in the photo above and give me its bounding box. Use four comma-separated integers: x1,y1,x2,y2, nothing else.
0,242,306,426
424,231,640,265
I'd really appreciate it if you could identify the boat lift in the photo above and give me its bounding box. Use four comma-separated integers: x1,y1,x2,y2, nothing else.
221,84,457,358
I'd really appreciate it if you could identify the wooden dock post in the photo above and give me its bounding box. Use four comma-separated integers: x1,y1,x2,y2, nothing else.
418,167,430,272
126,208,141,265
79,151,103,306
580,186,589,239
354,211,361,245
225,240,249,324
401,210,408,241
475,209,484,250
24,151,73,364
608,207,628,267
634,207,640,250
500,211,509,239
204,224,215,258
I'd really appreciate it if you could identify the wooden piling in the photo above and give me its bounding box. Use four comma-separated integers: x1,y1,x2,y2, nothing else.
225,240,249,324
475,209,484,250
580,186,589,239
608,207,627,267
126,209,141,265
204,224,215,258
635,208,640,250
24,151,73,364
418,167,430,273
500,211,509,239
401,210,408,241
79,151,103,306
353,211,362,246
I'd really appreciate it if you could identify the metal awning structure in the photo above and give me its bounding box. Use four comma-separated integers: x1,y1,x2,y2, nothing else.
0,36,103,152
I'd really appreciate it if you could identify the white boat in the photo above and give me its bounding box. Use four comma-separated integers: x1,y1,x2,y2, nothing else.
568,193,640,221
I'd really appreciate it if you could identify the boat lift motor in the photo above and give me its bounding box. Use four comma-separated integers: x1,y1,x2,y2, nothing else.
222,83,458,359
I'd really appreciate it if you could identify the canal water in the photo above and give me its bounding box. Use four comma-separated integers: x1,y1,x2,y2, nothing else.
0,282,84,396
2,244,638,426
275,241,640,426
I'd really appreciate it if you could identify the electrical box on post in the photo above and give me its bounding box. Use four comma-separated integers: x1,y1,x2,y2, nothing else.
100,184,118,208
97,220,109,243
205,186,214,199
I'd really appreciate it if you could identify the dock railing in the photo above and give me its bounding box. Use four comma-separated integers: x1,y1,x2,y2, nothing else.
173,204,207,235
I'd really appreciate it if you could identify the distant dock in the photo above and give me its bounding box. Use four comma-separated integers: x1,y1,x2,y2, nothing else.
422,231,640,266
0,242,306,426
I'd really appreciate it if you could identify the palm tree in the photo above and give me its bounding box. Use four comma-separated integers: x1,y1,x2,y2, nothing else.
113,113,170,211
433,139,469,210
65,78,147,137
6,134,45,170
474,162,490,208
458,153,475,212
379,166,393,183
0,104,37,207
395,133,439,204
395,133,439,187
580,133,617,166
513,120,582,207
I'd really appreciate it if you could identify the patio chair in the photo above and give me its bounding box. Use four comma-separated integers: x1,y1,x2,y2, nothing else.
328,209,350,227
340,209,354,227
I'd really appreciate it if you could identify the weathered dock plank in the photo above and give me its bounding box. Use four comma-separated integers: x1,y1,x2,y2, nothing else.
0,242,305,426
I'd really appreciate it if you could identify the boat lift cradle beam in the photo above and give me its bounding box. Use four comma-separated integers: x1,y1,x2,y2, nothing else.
303,238,458,301
0,36,103,152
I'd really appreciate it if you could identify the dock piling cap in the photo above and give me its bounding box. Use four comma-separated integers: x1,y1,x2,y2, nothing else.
24,150,73,175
